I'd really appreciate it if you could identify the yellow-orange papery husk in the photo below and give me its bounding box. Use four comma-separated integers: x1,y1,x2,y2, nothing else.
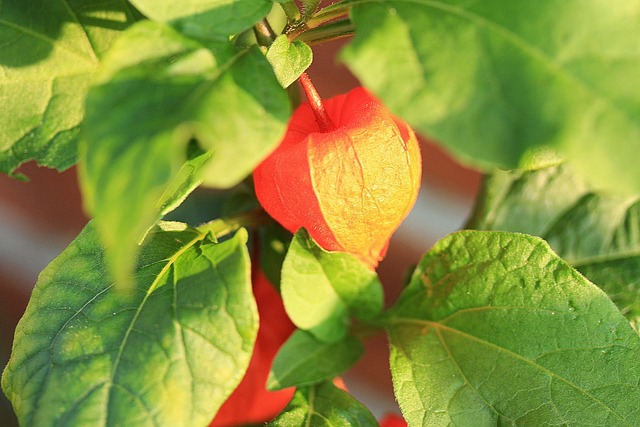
254,86,421,269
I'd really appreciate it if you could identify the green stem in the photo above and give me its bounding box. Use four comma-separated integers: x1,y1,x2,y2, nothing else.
294,18,355,45
307,1,352,28
285,0,352,43
301,0,322,19
253,18,277,47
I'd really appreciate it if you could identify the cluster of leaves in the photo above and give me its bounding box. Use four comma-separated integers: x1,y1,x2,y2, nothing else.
2,0,640,426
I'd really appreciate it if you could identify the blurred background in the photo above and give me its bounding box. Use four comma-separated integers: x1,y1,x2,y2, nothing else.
0,38,482,424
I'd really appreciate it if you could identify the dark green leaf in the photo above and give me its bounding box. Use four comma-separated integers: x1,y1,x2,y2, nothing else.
281,229,383,343
387,231,640,426
1,221,257,426
468,163,640,328
267,330,363,390
164,182,259,226
80,20,289,288
129,0,273,40
266,35,313,88
467,163,590,235
260,221,292,287
342,1,640,194
268,382,378,427
0,0,137,176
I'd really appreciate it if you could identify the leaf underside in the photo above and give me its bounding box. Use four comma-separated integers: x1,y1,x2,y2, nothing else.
343,0,640,194
80,20,289,290
267,329,364,390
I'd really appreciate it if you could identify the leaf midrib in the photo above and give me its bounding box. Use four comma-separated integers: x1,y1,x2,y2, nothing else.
61,0,99,63
178,47,248,121
565,251,640,269
390,317,633,425
305,386,317,427
105,229,207,425
30,284,114,427
540,194,640,267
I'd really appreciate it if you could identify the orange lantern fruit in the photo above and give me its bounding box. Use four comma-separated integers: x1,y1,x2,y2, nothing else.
254,78,422,269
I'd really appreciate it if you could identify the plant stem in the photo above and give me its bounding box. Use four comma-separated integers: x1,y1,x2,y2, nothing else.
298,72,336,132
294,18,355,45
301,0,322,19
253,18,277,47
307,1,352,29
285,0,352,41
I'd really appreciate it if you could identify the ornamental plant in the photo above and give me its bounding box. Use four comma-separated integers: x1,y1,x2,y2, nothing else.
2,1,640,426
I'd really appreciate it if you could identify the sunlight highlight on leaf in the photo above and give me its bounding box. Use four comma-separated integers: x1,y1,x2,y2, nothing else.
1,222,257,426
0,0,137,175
342,0,640,194
387,231,640,426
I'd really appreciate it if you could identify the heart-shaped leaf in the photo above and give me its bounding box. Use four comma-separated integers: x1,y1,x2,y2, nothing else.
266,35,313,88
268,382,378,426
387,231,640,426
281,229,383,343
2,221,257,427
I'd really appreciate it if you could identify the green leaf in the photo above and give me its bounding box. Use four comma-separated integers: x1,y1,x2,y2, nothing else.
157,140,213,217
1,221,257,427
468,163,640,328
281,229,384,343
342,1,640,194
164,182,259,226
129,0,272,40
266,35,313,88
0,0,138,176
467,163,590,236
268,382,378,427
267,330,364,390
259,221,292,287
80,20,289,288
387,231,640,426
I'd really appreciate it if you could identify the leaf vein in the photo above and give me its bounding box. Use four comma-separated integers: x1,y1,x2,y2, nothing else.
60,0,99,63
434,327,510,422
0,19,96,66
392,317,633,424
